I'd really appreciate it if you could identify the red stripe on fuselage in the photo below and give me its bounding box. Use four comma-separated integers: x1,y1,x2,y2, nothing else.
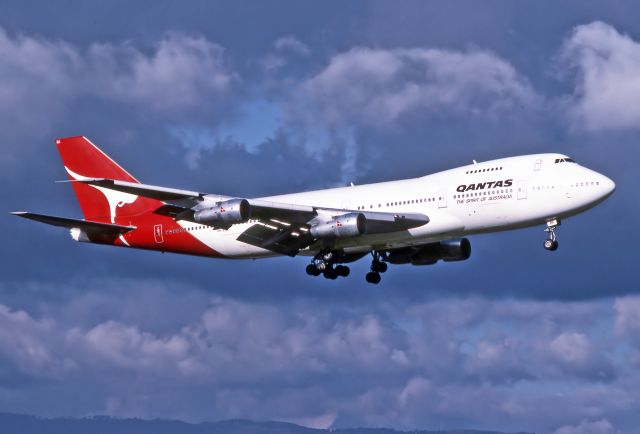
113,213,224,258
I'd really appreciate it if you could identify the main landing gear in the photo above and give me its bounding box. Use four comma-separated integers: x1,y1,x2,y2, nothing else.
543,218,560,251
306,250,351,280
305,249,389,283
365,251,388,284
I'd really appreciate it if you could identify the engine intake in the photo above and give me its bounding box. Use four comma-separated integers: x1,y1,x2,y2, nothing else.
310,213,366,239
193,199,251,225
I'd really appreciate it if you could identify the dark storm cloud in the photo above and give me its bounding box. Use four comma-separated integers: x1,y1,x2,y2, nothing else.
2,2,640,434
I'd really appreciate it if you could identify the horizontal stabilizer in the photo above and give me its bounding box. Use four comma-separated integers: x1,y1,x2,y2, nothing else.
11,212,135,233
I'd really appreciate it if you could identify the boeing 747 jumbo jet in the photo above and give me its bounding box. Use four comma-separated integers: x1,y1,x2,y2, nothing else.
13,137,615,284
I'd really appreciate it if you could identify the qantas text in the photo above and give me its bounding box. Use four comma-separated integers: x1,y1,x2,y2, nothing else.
456,179,513,192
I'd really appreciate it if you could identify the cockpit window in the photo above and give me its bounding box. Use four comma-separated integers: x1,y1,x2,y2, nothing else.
555,157,576,164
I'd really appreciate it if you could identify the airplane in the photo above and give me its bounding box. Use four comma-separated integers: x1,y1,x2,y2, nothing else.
12,136,615,284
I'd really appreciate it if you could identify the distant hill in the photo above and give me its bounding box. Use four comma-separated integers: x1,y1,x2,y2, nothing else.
0,413,533,434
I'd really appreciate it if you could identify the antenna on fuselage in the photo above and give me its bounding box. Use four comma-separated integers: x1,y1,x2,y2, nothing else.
472,160,478,164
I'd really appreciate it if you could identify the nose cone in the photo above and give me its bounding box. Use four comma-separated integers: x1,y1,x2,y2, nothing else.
601,174,616,197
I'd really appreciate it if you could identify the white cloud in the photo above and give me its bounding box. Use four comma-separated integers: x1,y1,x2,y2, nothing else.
554,418,617,434
280,412,336,430
614,295,640,346
260,35,310,72
281,46,540,184
0,282,638,432
293,47,540,129
74,320,191,372
0,305,75,379
550,332,591,364
560,21,640,132
274,35,310,56
87,33,233,114
0,28,234,133
0,29,79,140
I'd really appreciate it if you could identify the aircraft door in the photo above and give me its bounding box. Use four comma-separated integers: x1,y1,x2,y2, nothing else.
438,190,447,208
153,224,164,243
517,181,527,200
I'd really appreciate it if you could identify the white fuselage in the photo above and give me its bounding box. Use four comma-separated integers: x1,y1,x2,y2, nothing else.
176,153,615,258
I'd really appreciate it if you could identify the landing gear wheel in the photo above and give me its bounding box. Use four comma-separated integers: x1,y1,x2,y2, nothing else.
306,264,321,276
372,261,388,273
543,219,561,252
370,251,388,275
335,265,350,277
365,272,381,284
323,268,338,280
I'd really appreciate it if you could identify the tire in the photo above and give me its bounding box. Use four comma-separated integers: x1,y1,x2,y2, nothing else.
324,269,338,280
377,262,388,273
544,239,558,251
306,264,320,276
335,265,350,277
365,272,381,284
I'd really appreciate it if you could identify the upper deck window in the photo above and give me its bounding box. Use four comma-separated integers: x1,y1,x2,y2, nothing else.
555,157,576,164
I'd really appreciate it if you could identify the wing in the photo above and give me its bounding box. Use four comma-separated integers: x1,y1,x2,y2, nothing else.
235,208,429,257
59,178,207,206
68,178,430,256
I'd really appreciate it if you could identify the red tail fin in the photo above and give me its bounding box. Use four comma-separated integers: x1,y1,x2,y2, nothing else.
56,136,161,223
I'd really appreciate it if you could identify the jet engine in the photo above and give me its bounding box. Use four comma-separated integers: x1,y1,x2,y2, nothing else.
193,198,251,225
310,213,366,239
387,238,471,265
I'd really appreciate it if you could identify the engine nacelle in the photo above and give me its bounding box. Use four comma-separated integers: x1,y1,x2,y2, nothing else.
310,213,366,239
438,238,471,262
193,199,251,225
387,238,471,265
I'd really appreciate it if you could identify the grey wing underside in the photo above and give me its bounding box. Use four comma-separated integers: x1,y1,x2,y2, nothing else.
236,222,314,257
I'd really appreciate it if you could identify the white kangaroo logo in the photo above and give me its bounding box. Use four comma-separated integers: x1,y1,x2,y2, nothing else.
64,167,138,224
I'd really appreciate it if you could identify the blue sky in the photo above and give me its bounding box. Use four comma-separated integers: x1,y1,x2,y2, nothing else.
1,1,640,433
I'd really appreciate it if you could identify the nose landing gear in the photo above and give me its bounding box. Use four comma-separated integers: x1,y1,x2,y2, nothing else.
544,219,560,251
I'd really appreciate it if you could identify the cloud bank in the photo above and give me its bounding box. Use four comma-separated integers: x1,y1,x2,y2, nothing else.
1,279,639,433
